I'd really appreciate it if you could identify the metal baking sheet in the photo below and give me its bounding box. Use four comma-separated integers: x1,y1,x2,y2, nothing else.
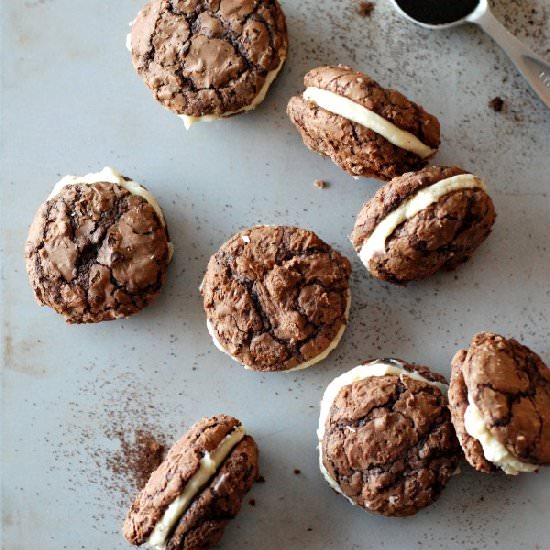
2,1,549,548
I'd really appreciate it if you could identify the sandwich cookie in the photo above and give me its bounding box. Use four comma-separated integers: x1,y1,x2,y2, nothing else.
128,0,288,128
318,359,461,516
25,167,172,324
350,166,496,284
449,332,550,474
287,65,440,180
123,415,259,550
201,225,352,372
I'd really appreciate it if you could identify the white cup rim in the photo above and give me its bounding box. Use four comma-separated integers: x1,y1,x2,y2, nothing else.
388,0,488,29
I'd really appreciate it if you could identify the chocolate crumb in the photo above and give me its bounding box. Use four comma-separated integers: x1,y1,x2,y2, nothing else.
307,528,313,532
489,96,504,112
314,179,328,189
358,1,375,17
257,475,266,483
248,498,256,506
293,469,301,475
106,429,166,492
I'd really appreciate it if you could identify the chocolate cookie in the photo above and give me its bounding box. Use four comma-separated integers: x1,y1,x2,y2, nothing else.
123,415,259,550
201,225,352,372
287,65,440,180
350,166,496,285
318,359,461,516
128,0,288,128
25,167,172,324
449,332,550,475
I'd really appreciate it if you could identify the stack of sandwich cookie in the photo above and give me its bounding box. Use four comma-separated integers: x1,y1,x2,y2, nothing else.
201,225,352,372
128,0,288,128
351,166,496,284
287,65,440,180
449,332,550,474
318,359,461,516
25,167,172,323
123,415,259,550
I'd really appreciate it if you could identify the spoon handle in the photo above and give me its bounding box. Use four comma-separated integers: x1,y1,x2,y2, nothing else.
475,9,550,108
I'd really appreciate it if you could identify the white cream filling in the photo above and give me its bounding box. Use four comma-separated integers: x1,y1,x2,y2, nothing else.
302,87,436,159
359,174,487,265
147,426,246,549
463,398,538,475
49,167,173,260
179,55,286,129
126,17,137,52
317,360,448,497
207,289,351,372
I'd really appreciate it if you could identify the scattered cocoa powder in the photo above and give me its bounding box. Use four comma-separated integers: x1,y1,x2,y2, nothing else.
358,2,375,17
489,96,504,112
106,428,166,493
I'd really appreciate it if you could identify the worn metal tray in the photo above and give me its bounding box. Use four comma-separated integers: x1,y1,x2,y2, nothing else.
2,1,549,548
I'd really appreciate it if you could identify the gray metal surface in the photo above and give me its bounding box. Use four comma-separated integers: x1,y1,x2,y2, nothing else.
1,1,549,549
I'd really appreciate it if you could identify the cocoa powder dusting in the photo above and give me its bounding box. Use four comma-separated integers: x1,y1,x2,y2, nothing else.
54,368,176,518
107,429,166,492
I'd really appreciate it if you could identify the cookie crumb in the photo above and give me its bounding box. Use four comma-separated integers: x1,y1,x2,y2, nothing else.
314,179,328,189
293,468,301,475
489,96,504,112
248,498,256,506
358,1,375,17
257,475,266,483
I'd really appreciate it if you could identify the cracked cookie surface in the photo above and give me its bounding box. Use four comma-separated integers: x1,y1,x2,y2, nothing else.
123,415,259,550
129,0,288,117
351,166,496,284
449,332,550,470
25,183,170,323
287,65,440,180
321,363,460,516
201,225,352,372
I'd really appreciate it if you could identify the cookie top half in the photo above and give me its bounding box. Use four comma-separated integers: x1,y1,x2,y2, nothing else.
287,65,440,180
351,165,496,284
129,0,288,123
25,167,172,324
123,415,259,550
201,225,352,372
318,359,460,516
449,332,550,474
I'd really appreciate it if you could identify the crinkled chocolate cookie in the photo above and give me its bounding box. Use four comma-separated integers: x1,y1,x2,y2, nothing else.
318,359,461,516
123,415,259,550
201,225,352,372
128,0,288,128
287,65,440,180
350,165,496,285
25,167,172,324
449,332,550,475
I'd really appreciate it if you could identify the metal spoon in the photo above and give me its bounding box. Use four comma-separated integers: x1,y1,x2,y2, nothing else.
390,0,550,108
